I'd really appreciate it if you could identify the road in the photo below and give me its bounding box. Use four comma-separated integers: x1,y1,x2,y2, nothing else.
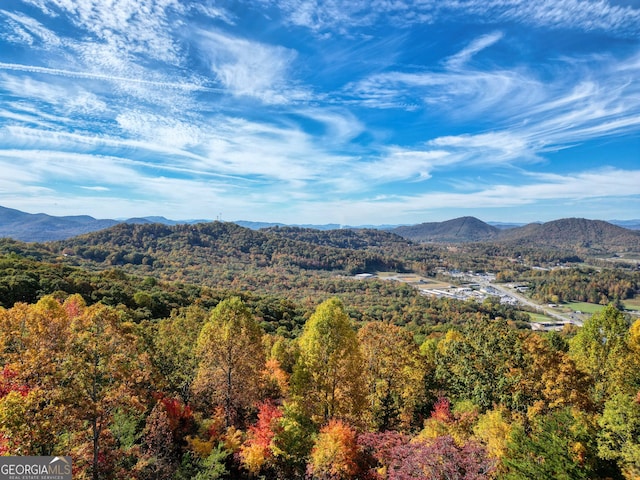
488,282,582,325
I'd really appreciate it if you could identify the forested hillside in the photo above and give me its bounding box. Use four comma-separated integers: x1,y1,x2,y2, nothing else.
1,221,640,479
1,293,638,479
53,222,406,279
392,216,500,242
0,205,119,242
496,218,640,254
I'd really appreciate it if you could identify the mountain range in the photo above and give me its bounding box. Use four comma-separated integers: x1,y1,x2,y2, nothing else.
392,217,640,255
1,206,640,255
0,206,207,242
392,217,501,242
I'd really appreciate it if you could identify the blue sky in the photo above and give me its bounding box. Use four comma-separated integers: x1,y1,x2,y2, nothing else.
0,0,639,225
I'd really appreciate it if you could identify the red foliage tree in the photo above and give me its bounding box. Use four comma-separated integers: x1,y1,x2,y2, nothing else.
0,366,29,455
431,397,453,423
308,419,360,480
0,366,29,398
359,431,495,480
159,396,195,447
240,401,283,475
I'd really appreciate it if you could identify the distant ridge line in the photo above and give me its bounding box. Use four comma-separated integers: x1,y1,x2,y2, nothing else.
0,205,639,243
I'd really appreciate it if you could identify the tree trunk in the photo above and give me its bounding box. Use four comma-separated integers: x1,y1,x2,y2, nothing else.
92,417,99,480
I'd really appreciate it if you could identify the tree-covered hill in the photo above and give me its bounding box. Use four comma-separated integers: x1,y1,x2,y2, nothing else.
52,222,407,278
0,205,119,242
261,225,410,250
496,218,640,254
392,216,640,256
392,216,501,243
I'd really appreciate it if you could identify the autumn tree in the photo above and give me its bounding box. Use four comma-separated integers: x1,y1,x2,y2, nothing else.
239,400,283,476
139,402,178,480
63,299,152,480
270,402,317,480
0,296,74,455
192,297,265,427
514,333,593,418
569,305,633,406
628,319,640,354
0,295,151,479
307,420,360,480
435,319,524,412
472,407,513,466
291,298,366,426
358,321,427,431
152,305,208,402
419,397,479,446
359,431,495,480
502,408,620,480
598,392,640,479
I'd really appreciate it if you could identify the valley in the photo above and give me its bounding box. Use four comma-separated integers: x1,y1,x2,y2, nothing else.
1,210,640,479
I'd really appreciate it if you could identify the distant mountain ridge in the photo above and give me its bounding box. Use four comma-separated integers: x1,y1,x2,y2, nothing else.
496,218,640,254
0,205,119,242
392,216,501,242
0,205,639,250
0,206,209,242
392,216,640,254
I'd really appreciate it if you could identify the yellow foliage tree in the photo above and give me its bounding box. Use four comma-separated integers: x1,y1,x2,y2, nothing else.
292,298,366,426
192,297,265,427
308,420,359,480
358,321,427,431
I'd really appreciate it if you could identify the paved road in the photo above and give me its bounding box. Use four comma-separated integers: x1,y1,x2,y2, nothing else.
487,282,581,325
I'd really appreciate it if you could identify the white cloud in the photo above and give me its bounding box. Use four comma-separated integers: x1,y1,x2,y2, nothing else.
500,0,640,35
427,132,534,163
348,46,640,170
283,167,640,224
0,62,209,93
445,31,504,70
0,150,140,185
358,148,451,182
191,3,236,24
115,111,205,149
346,68,539,117
33,0,184,63
0,10,62,47
0,73,108,114
266,0,640,37
295,108,365,143
200,116,340,182
198,30,306,103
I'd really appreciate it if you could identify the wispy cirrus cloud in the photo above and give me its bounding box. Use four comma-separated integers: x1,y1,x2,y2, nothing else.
347,40,640,168
0,1,218,115
265,0,640,37
295,108,365,144
345,68,537,114
0,73,108,114
289,167,640,224
0,106,350,188
197,30,308,104
31,0,185,64
357,148,451,183
445,31,504,70
0,9,62,47
0,62,214,93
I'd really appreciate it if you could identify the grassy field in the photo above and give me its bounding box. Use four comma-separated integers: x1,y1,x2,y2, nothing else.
526,312,555,322
564,302,606,314
376,272,452,289
623,296,640,312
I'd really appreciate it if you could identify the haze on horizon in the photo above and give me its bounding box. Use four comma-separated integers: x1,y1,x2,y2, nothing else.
0,0,639,226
